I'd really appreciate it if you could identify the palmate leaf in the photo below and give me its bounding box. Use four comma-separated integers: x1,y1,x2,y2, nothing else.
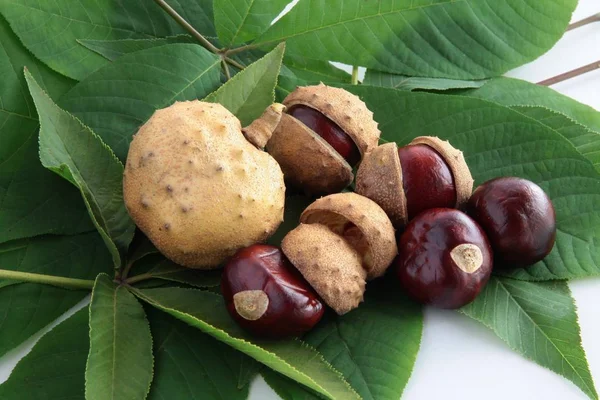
86,274,153,400
0,15,91,243
263,369,322,400
364,69,486,91
130,255,221,288
25,71,135,267
254,0,576,79
0,0,216,80
464,77,600,134
0,232,112,357
346,86,600,282
131,287,360,400
59,44,222,161
79,35,196,62
205,43,285,126
303,284,423,400
461,278,598,400
0,308,89,399
147,308,251,400
214,0,289,46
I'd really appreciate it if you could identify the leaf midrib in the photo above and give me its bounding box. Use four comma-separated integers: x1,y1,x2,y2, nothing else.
227,0,257,46
497,279,595,397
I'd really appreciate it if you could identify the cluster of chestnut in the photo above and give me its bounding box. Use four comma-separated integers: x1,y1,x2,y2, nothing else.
221,84,557,339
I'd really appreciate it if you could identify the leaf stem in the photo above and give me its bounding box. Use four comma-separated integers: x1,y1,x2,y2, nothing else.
537,60,600,86
225,57,245,70
124,272,154,286
567,13,600,31
222,59,232,80
351,66,359,85
225,43,260,56
153,0,220,54
0,269,95,290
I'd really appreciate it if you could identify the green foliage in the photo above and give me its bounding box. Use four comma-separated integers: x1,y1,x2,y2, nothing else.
303,285,423,400
263,369,322,400
79,36,196,61
0,233,111,357
148,308,251,400
462,278,598,400
132,287,361,400
0,16,91,243
205,43,285,125
59,44,222,161
0,309,89,399
130,256,221,288
255,0,576,79
25,71,135,267
86,274,153,400
364,69,486,91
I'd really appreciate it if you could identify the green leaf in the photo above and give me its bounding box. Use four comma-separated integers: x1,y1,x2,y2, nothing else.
283,55,350,84
79,35,196,61
461,278,598,400
238,357,262,389
464,77,600,134
512,106,600,174
25,70,135,267
255,0,576,79
86,274,153,400
0,15,91,243
147,308,250,400
263,369,322,400
268,195,314,246
302,285,423,400
59,44,222,161
0,0,216,79
205,43,285,125
0,308,89,399
364,69,486,91
131,287,360,400
345,86,600,281
214,0,289,46
130,256,221,288
0,232,111,357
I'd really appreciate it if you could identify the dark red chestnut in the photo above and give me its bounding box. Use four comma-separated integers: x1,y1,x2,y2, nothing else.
398,144,456,219
466,177,556,268
288,105,361,166
396,208,493,309
221,244,324,338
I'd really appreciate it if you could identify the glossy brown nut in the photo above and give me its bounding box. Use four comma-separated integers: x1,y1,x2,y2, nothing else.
288,105,361,166
398,144,456,219
221,244,324,338
396,208,493,309
466,177,556,268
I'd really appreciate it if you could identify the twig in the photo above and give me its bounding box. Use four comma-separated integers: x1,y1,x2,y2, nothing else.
153,0,220,54
225,57,245,70
0,269,95,290
351,66,359,85
567,13,600,31
537,60,600,86
222,58,231,80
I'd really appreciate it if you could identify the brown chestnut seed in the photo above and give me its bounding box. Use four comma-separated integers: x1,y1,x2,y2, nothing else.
396,208,493,309
221,244,324,338
398,144,456,219
466,177,556,268
288,105,361,166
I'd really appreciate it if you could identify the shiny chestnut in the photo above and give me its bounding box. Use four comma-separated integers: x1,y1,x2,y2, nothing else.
288,105,361,166
221,244,324,338
396,208,493,309
466,177,556,268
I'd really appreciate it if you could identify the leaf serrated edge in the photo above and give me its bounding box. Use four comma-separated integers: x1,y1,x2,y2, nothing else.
76,35,195,61
84,273,108,400
129,286,359,400
130,287,155,400
24,69,134,267
460,278,598,400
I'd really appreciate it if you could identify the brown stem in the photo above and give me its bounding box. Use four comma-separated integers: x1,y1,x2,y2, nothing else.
222,58,231,80
537,61,600,86
153,0,220,54
225,57,245,70
567,13,600,31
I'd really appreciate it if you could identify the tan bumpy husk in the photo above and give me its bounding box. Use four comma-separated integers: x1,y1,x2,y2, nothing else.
266,83,380,194
300,193,397,280
123,101,285,269
356,136,473,228
282,223,366,315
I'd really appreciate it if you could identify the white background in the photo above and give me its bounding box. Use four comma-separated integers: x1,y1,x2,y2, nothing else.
1,1,599,399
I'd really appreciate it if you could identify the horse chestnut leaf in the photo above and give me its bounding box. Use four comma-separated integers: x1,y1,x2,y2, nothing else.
221,244,324,338
396,208,493,309
466,177,556,268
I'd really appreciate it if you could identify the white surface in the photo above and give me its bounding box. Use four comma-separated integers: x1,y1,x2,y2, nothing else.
1,1,599,399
